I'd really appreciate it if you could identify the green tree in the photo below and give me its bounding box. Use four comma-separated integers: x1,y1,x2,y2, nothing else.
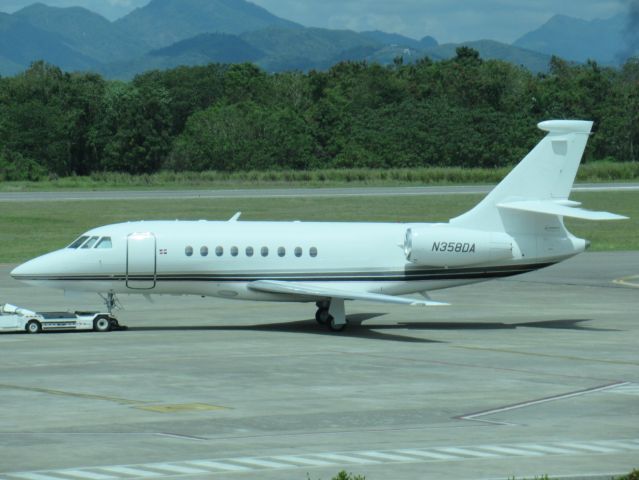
91,81,171,174
168,101,313,171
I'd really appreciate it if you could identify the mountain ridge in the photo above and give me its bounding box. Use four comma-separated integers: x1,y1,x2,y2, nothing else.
514,13,627,64
0,0,634,79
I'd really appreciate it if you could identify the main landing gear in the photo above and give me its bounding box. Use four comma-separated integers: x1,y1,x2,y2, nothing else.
315,298,347,332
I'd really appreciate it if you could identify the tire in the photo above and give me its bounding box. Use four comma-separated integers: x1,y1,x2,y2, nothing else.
93,316,112,332
328,317,347,332
315,309,330,325
26,320,42,334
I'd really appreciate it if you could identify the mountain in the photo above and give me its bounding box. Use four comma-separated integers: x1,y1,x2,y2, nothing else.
360,31,439,50
1,0,619,79
240,27,381,72
103,29,553,79
514,14,627,64
423,40,553,73
102,33,265,79
13,3,148,63
115,0,301,49
360,31,424,50
0,11,99,73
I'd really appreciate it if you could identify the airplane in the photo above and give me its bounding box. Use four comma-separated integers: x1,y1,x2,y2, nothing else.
10,120,627,332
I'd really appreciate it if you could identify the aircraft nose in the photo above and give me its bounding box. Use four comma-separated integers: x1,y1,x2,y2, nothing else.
11,253,59,282
10,264,22,278
11,258,39,280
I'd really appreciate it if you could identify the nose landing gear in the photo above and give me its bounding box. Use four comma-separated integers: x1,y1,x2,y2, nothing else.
99,292,121,315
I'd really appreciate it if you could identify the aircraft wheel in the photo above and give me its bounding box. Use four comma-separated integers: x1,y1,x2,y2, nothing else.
93,316,112,333
316,300,330,310
315,308,330,325
328,317,347,332
26,320,42,334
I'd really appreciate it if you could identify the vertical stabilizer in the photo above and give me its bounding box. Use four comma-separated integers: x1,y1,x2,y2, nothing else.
451,120,593,231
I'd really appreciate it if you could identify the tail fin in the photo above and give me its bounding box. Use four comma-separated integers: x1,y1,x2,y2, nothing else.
451,120,626,231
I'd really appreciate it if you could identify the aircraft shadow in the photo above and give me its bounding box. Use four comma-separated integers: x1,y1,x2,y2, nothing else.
128,313,441,343
127,315,613,343
394,318,616,332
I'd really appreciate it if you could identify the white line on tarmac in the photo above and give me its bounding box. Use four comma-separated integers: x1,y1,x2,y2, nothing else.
458,381,630,421
4,438,639,480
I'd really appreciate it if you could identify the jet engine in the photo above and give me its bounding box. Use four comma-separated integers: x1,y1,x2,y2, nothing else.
404,226,517,267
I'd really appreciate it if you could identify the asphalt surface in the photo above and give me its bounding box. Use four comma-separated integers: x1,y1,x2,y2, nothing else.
0,252,638,480
1,183,638,202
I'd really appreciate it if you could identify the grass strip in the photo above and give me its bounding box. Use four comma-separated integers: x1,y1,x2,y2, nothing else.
1,162,638,192
0,191,636,263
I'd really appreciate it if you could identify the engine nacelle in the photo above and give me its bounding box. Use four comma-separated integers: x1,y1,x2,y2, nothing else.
404,226,517,267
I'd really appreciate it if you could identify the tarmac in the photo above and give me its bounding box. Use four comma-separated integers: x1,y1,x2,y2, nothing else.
0,252,638,480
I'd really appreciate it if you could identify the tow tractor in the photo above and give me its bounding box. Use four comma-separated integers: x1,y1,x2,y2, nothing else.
0,304,124,334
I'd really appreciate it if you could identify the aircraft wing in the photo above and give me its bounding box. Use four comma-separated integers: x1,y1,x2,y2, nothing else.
248,280,449,307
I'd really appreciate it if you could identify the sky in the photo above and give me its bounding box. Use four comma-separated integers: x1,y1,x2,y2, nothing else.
0,0,629,43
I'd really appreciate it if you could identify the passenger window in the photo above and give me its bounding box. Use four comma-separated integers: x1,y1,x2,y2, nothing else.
68,236,89,249
215,246,223,257
231,246,238,257
200,246,209,257
82,236,100,249
310,247,318,258
95,237,112,249
246,246,254,257
294,247,302,257
261,246,269,257
278,247,286,257
185,246,193,257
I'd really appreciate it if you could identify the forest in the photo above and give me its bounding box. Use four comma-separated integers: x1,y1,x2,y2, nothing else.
1,47,638,181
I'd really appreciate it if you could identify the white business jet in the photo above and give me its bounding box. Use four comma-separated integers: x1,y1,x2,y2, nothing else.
11,120,627,331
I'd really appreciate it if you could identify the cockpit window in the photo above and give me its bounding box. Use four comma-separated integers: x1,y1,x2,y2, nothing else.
95,237,112,249
68,236,89,249
81,236,100,249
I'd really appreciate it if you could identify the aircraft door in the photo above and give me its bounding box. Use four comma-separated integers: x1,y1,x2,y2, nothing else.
126,232,156,290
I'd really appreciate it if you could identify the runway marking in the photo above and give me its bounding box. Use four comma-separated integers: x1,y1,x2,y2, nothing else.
4,438,639,479
143,464,207,475
8,474,69,480
613,275,639,288
607,383,639,396
94,467,157,477
457,381,629,422
59,471,117,480
182,460,251,471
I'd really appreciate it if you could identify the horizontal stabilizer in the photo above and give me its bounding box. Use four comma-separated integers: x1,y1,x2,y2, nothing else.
249,280,449,307
498,200,627,221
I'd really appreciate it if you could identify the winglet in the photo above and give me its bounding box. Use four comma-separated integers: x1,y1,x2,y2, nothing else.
229,212,242,222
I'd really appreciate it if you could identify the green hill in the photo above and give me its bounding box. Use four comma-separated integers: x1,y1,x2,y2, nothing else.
514,14,627,65
0,11,99,74
13,3,148,63
423,40,553,73
115,0,301,49
240,27,382,72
